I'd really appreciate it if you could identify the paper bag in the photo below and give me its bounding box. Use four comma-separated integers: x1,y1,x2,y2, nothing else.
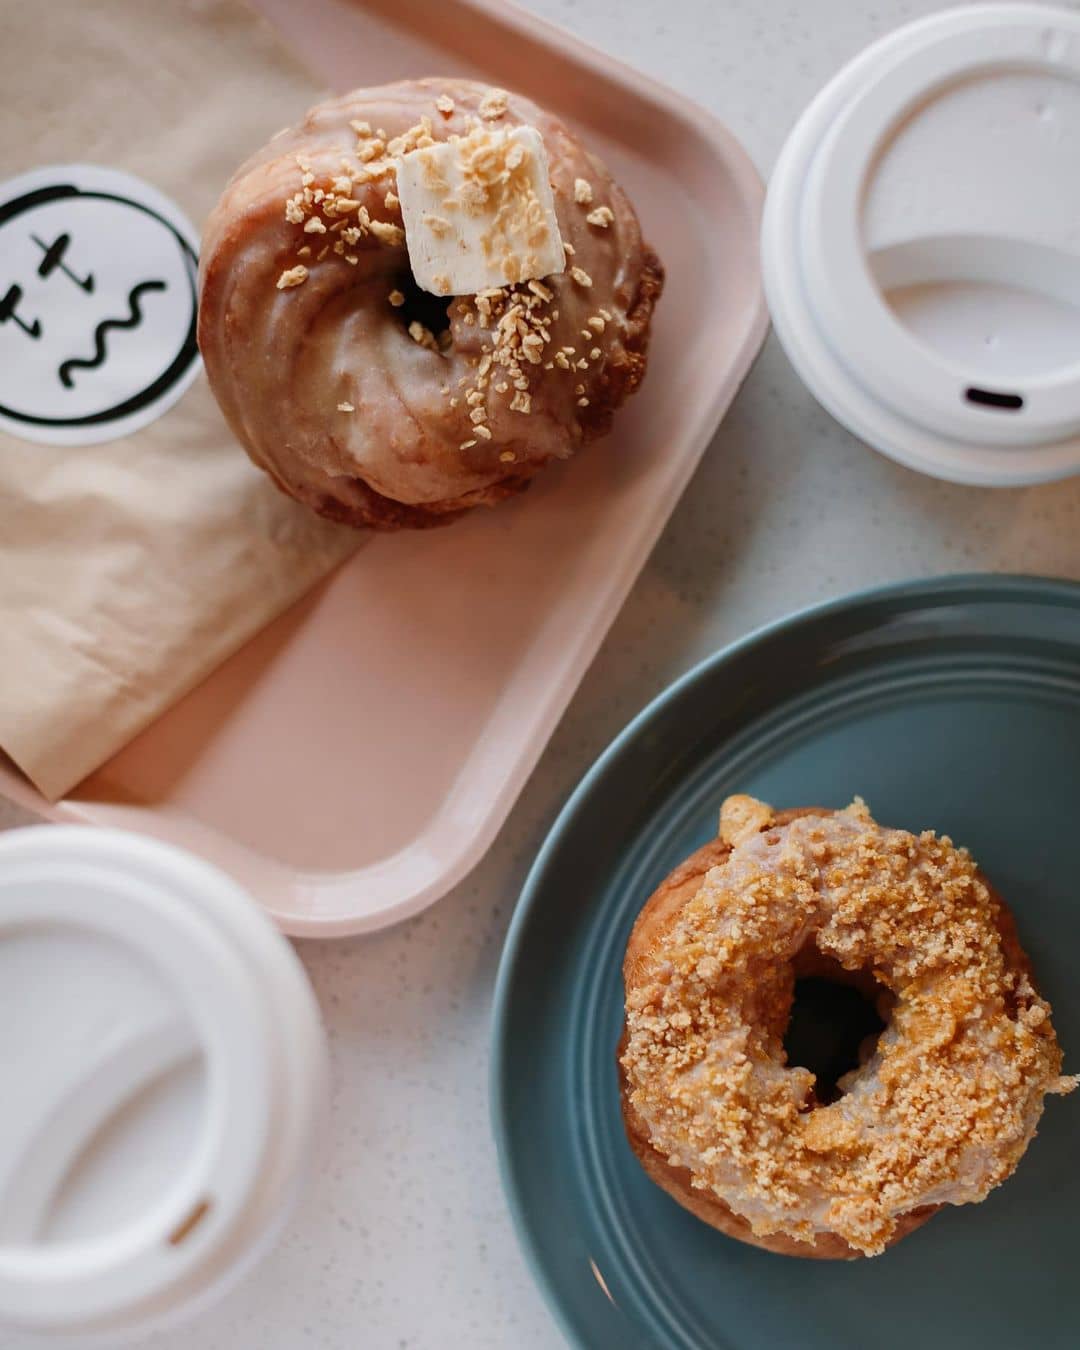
0,0,358,801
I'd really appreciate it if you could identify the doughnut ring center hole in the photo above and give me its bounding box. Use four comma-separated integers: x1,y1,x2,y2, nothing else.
784,949,890,1107
393,268,452,349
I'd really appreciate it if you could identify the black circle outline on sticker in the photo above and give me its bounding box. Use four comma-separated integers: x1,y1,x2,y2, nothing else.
0,182,199,428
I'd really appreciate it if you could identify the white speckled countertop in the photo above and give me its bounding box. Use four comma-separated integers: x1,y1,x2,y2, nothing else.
3,2,1080,1347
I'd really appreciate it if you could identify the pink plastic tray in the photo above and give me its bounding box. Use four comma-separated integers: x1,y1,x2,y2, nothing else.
0,0,766,936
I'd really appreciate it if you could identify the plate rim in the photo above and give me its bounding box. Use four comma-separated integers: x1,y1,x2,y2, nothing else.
490,570,1080,1350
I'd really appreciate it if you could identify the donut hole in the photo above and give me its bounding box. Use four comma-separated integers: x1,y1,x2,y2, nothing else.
783,953,889,1107
392,268,452,349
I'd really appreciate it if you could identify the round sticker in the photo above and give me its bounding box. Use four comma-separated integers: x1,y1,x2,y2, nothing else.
0,165,201,446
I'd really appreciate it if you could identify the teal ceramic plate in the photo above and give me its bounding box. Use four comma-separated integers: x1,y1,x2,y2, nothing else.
491,575,1080,1350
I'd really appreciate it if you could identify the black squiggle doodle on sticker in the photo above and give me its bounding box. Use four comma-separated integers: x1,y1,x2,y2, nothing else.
57,279,167,389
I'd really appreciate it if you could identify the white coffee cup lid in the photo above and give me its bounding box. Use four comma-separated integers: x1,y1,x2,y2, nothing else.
0,827,326,1339
763,3,1080,485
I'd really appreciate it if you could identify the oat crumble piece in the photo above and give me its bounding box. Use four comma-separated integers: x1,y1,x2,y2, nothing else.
358,138,386,164
369,219,405,247
276,265,308,289
478,87,509,120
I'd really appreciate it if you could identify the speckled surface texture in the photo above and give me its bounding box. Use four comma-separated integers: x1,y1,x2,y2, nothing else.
2,1,1080,1347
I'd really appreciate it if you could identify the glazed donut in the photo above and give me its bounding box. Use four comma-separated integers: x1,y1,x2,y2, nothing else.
619,795,1077,1258
198,78,663,529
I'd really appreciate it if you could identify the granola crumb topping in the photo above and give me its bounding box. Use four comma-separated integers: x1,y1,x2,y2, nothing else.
478,87,509,120
276,265,308,289
369,219,405,247
407,319,442,352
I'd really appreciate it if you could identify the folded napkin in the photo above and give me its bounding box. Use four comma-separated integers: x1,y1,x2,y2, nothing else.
0,0,358,800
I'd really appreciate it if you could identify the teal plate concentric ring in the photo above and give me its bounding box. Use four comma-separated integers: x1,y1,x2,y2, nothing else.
491,575,1080,1350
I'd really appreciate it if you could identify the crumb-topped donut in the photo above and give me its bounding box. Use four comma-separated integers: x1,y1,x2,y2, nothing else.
620,796,1076,1258
198,78,663,529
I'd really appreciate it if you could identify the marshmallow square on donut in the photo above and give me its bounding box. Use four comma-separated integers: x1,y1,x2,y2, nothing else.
396,125,565,296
